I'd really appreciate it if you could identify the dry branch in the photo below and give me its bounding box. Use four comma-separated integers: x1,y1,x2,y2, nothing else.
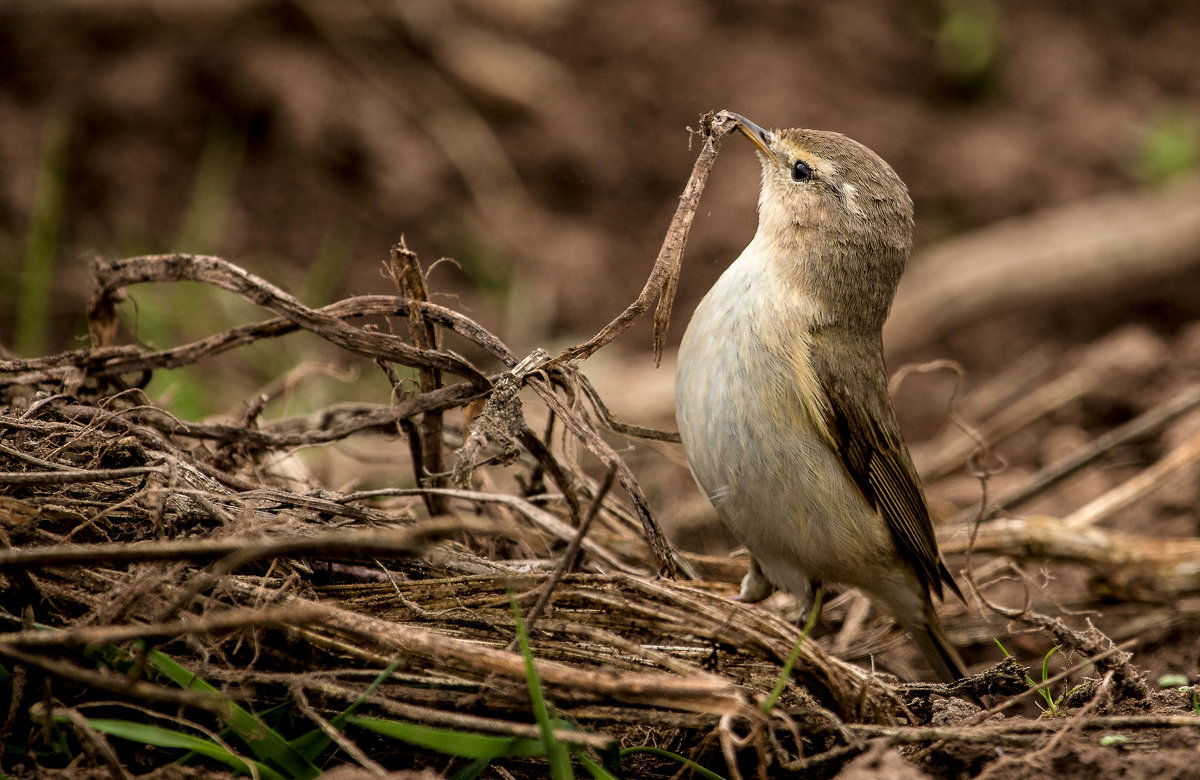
0,605,327,650
942,515,1200,596
5,245,692,576
385,239,449,516
850,713,1200,745
109,385,479,451
223,581,754,715
380,487,640,573
87,253,491,386
0,517,504,572
0,295,515,388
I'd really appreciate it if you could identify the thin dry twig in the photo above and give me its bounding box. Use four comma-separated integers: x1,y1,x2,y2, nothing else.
290,683,386,775
943,513,1200,595
918,364,1093,481
1,647,227,710
555,110,741,365
51,706,132,780
519,464,618,637
526,371,694,578
357,486,638,573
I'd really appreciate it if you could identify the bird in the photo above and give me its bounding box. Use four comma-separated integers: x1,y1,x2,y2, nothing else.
674,113,969,682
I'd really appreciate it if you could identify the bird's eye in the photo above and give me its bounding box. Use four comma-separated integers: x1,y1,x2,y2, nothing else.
791,160,812,182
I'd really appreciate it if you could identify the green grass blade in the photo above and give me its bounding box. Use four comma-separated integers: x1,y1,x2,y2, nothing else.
762,587,823,715
450,756,493,780
146,649,320,779
1036,646,1061,713
619,746,728,780
576,752,620,780
1041,646,1059,683
289,658,405,760
510,592,573,779
78,718,284,780
329,658,404,731
347,716,546,759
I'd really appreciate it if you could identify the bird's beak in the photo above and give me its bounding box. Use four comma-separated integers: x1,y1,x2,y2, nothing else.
731,114,776,159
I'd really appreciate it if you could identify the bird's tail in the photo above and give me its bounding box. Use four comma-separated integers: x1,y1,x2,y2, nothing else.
909,612,968,684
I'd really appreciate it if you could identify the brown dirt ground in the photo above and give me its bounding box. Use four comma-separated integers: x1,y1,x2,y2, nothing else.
3,1,1200,778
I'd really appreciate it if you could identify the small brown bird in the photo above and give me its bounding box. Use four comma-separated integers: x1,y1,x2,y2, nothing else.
675,114,968,682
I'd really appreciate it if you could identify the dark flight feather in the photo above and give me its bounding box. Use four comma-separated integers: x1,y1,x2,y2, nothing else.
808,338,964,604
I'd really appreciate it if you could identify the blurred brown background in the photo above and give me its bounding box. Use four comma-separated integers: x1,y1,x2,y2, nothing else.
4,0,1198,368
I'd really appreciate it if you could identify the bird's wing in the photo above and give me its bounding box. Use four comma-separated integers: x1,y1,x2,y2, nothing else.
809,340,963,602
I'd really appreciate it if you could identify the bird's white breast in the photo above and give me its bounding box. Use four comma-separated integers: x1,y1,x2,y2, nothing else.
674,234,893,593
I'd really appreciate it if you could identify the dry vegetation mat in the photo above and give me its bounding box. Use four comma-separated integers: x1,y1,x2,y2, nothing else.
3,112,1200,778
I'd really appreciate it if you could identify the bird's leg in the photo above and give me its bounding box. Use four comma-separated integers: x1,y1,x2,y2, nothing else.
735,556,775,602
800,581,825,631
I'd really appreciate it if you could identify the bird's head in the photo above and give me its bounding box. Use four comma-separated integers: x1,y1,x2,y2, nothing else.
733,114,914,332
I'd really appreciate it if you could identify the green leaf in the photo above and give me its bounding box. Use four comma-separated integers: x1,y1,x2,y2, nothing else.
933,0,1001,94
347,716,546,759
1135,107,1200,185
1099,734,1129,747
77,718,284,780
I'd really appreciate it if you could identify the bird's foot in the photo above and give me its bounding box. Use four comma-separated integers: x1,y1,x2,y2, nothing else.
734,557,775,603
